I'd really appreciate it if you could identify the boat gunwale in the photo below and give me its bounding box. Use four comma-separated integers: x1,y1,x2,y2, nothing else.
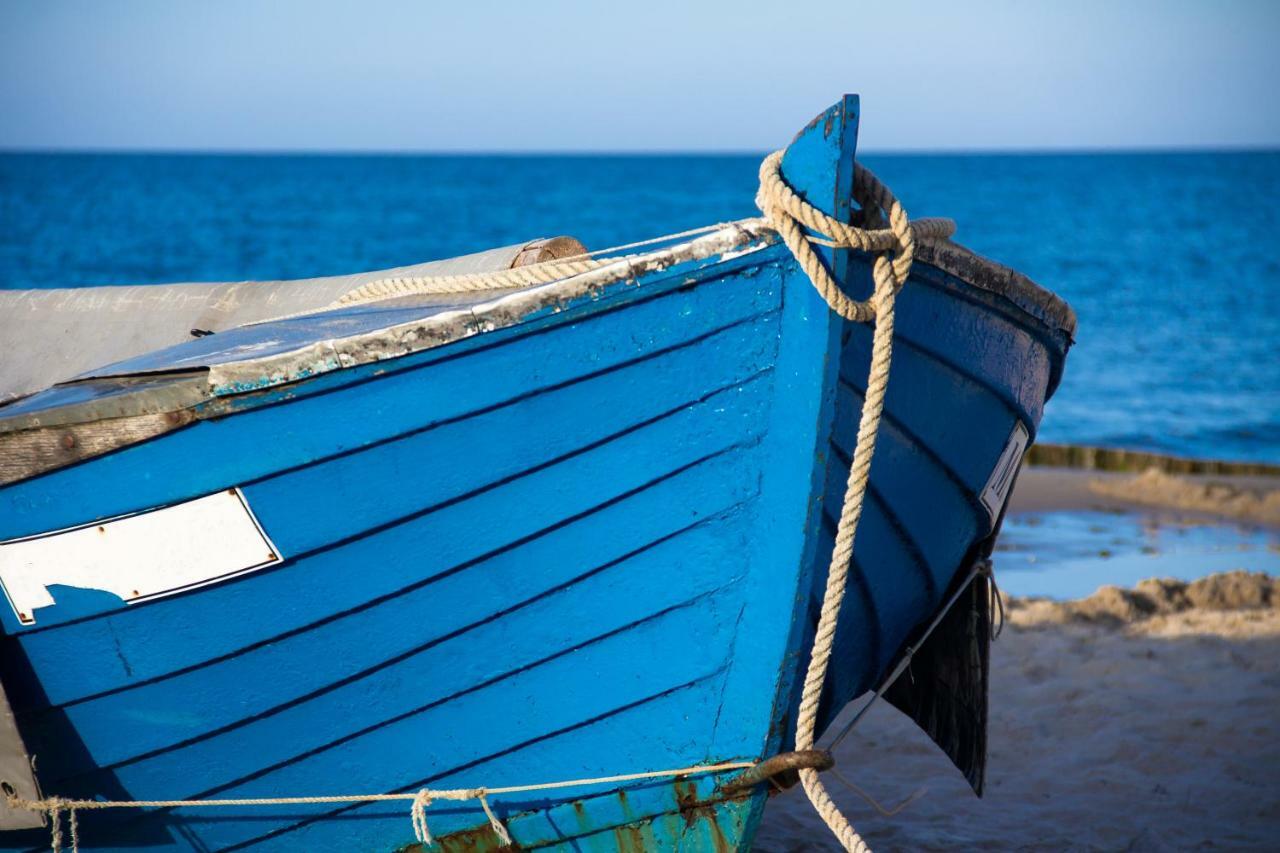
0,224,1074,486
0,223,780,434
916,238,1077,339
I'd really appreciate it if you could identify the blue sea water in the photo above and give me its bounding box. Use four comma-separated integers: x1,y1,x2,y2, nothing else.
1,151,1277,463
996,510,1280,599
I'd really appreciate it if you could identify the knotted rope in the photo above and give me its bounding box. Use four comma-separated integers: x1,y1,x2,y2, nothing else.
409,787,510,847
328,163,953,315
756,150,953,852
756,150,954,322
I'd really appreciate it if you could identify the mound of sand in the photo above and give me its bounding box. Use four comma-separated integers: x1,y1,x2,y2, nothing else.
1005,569,1280,631
1088,467,1280,526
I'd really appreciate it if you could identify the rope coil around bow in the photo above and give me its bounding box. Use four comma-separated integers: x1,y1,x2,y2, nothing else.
755,149,955,322
756,149,954,853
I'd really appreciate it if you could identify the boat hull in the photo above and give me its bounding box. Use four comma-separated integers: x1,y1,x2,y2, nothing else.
809,243,1069,734
0,253,839,851
0,98,1072,852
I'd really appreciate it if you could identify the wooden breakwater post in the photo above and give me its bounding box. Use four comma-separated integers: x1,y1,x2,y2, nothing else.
1025,443,1280,477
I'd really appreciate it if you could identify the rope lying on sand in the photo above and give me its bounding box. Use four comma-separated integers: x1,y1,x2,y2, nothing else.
7,155,953,853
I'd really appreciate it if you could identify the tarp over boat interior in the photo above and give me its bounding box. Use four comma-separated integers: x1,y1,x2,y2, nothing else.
0,237,586,406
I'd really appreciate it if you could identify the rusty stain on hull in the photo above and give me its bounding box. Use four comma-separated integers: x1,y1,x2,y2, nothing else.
392,779,755,852
396,824,521,853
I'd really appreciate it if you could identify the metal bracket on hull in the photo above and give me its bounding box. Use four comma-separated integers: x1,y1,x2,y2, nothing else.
0,682,42,830
884,565,994,794
720,750,835,794
818,557,997,796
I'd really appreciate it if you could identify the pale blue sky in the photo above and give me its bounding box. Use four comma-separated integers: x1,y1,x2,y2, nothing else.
2,0,1277,152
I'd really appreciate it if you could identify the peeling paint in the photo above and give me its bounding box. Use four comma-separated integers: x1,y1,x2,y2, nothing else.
201,224,777,398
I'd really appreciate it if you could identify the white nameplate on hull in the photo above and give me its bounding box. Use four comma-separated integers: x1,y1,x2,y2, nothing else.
981,421,1029,524
0,489,281,625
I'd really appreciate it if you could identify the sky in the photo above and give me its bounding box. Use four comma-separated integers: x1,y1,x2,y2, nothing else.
1,0,1278,153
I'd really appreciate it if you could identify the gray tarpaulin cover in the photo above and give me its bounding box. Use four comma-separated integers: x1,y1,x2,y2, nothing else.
0,242,536,405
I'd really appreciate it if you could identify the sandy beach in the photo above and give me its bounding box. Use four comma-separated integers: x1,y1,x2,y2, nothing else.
755,573,1280,851
757,467,1280,851
1008,467,1280,527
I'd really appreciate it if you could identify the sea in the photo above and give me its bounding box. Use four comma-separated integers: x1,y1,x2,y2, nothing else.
1,151,1277,465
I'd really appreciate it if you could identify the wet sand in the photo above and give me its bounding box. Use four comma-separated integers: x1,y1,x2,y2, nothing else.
1008,466,1280,527
756,467,1280,851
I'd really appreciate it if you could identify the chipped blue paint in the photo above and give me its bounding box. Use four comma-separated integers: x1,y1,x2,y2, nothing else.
0,96,1072,851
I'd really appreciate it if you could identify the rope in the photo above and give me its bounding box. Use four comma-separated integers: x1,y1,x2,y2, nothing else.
11,153,949,853
329,158,954,315
981,560,1006,640
407,788,511,847
5,761,753,852
755,149,951,852
329,222,734,306
242,222,754,328
334,255,614,303
755,150,954,322
830,769,927,819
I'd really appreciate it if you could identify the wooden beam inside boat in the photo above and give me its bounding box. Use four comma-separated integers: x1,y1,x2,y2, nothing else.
510,236,588,268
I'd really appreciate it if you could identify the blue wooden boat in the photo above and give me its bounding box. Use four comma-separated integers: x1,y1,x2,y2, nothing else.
0,96,1073,851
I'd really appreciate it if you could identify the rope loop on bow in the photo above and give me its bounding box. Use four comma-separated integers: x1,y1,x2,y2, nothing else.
755,149,955,323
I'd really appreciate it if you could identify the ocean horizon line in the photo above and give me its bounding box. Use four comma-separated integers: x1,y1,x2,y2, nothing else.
2,145,1278,158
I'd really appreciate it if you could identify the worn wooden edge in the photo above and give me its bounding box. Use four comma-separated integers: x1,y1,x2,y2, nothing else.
0,375,210,436
0,409,197,487
0,225,778,485
0,221,1078,487
916,239,1077,338
202,223,776,397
